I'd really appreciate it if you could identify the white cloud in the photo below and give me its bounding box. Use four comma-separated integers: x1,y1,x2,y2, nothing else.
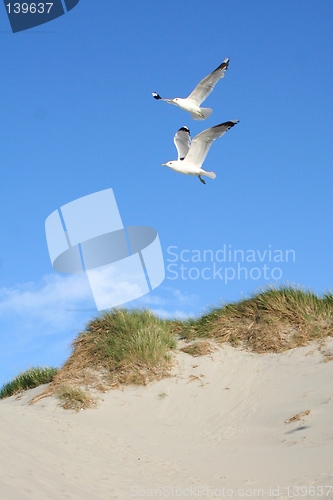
0,273,95,336
0,274,198,341
0,273,200,385
133,285,199,319
0,273,99,385
86,258,149,310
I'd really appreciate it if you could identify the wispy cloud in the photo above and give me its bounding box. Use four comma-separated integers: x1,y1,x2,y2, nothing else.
134,285,199,318
0,273,95,337
0,273,98,385
0,274,200,385
0,274,198,341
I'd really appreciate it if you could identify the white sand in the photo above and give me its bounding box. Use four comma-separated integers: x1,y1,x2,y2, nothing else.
1,340,333,500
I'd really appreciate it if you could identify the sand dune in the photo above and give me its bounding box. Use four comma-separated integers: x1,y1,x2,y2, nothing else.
1,340,333,499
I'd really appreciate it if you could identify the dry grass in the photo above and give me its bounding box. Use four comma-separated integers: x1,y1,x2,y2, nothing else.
32,308,177,408
285,409,311,423
180,340,216,357
56,386,98,412
320,347,333,362
187,374,205,384
24,286,333,410
323,354,333,362
181,286,333,353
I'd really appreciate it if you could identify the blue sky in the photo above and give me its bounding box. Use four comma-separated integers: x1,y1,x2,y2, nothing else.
1,1,333,386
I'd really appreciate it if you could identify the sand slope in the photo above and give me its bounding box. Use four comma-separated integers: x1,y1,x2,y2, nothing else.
1,340,333,499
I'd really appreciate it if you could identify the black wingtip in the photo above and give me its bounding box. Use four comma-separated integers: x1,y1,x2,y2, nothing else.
226,120,239,127
215,58,230,72
212,120,239,131
223,120,239,127
152,92,162,100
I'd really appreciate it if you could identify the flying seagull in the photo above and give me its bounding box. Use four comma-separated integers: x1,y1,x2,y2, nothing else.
162,120,239,184
152,58,230,120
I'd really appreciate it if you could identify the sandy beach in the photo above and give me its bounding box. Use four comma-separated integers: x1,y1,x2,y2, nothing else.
1,340,333,500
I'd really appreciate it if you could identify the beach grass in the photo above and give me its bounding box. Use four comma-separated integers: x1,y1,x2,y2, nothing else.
56,385,97,411
180,285,333,352
4,286,333,409
0,366,58,399
31,308,177,409
59,308,177,384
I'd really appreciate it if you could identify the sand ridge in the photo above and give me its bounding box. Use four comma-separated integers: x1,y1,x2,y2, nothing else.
1,340,333,499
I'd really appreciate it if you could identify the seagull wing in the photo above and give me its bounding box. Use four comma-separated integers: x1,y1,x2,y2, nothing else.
185,120,238,167
187,58,230,106
152,92,174,104
174,126,191,160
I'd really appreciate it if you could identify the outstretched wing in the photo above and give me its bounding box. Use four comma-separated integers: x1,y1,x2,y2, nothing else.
187,58,230,106
174,126,191,160
185,120,238,167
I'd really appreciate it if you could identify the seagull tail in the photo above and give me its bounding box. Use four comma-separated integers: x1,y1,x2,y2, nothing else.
201,170,216,180
191,107,213,120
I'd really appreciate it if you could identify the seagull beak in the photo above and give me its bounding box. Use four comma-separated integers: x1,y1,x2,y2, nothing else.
162,163,167,167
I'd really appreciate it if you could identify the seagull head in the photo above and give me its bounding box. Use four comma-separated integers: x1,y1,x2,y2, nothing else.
162,161,173,168
170,98,181,107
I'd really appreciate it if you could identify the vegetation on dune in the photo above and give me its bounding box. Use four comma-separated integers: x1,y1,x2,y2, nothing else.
0,366,58,399
2,286,333,410
181,286,333,352
56,308,177,385
31,308,178,409
56,385,97,411
180,340,216,357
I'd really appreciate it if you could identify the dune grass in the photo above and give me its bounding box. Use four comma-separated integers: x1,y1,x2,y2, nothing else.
32,308,177,409
0,366,58,399
56,385,97,411
10,286,333,410
59,308,177,384
180,286,333,352
180,340,216,357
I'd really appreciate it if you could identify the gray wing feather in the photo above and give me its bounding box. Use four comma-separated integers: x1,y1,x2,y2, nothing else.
174,126,191,160
187,58,230,106
185,120,238,167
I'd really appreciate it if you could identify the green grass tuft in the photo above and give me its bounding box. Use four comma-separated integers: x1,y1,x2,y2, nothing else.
86,308,177,371
28,286,333,410
0,366,58,399
35,308,178,409
180,285,333,352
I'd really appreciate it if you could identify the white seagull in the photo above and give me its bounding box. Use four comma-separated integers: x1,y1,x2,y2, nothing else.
152,58,230,120
162,120,239,184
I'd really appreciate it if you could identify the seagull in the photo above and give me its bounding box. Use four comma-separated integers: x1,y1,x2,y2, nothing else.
152,58,230,120
162,120,239,184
